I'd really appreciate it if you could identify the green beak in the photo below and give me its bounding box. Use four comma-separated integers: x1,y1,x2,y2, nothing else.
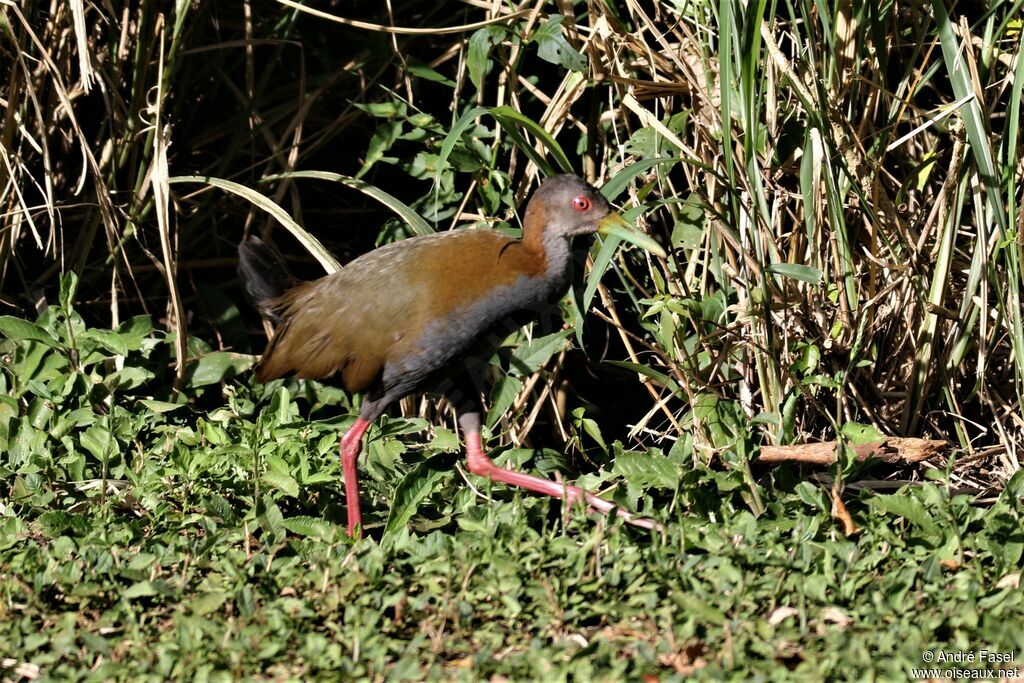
597,213,666,258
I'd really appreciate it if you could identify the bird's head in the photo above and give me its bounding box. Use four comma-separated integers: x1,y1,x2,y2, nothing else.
527,175,611,238
525,175,666,256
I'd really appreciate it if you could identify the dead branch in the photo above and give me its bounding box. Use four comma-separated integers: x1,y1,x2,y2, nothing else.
758,438,949,466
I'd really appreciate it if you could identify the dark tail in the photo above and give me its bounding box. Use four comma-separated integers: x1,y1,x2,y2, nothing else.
238,236,295,323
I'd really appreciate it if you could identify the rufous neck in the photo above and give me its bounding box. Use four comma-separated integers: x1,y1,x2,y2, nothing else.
522,203,571,281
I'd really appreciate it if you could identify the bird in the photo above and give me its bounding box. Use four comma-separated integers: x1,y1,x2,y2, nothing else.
238,174,664,538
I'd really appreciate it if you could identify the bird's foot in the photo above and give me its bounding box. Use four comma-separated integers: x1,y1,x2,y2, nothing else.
463,430,662,532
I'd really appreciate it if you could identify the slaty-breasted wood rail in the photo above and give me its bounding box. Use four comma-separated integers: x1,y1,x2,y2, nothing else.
239,175,664,537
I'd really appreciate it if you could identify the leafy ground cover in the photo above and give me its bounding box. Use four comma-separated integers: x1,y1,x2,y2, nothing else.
2,281,1023,680
3,0,1024,680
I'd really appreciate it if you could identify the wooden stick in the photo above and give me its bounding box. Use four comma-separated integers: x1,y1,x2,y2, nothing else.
758,438,948,465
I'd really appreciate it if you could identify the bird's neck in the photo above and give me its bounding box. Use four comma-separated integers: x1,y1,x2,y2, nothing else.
522,205,572,282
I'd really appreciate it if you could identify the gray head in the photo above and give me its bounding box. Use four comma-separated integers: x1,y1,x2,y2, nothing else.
523,175,613,240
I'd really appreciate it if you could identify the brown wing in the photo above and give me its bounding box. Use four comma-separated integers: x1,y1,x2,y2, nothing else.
254,229,540,392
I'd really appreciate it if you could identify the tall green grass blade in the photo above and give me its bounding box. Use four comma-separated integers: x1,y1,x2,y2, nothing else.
490,106,574,174
168,175,341,273
600,158,677,201
267,171,434,236
931,1,1006,232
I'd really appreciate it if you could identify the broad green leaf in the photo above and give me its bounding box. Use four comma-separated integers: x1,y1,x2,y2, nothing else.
486,375,522,430
531,15,587,73
430,428,460,453
269,386,294,425
138,399,185,414
117,316,156,350
80,422,112,461
281,516,336,541
0,395,17,420
839,422,885,445
124,581,159,599
82,328,129,356
190,591,229,616
468,25,505,91
257,496,286,541
184,351,253,388
510,330,571,376
867,493,940,537
263,470,299,498
382,454,453,545
0,316,59,346
614,450,679,490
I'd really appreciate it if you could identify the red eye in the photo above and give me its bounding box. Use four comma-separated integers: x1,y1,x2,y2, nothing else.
572,195,592,212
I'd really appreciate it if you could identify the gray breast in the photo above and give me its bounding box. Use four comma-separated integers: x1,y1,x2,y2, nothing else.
381,272,565,396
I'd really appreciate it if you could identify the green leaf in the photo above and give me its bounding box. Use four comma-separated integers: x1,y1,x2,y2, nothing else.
614,450,679,490
429,428,460,453
281,516,336,541
532,15,587,73
139,399,186,414
59,271,79,312
80,422,112,461
124,581,159,599
0,316,60,347
510,330,571,376
355,101,404,118
468,25,505,91
263,470,299,498
436,105,573,186
573,407,607,453
406,62,455,86
190,591,229,616
605,361,681,395
382,454,453,546
356,121,402,178
601,158,678,201
184,352,253,388
766,263,822,284
584,233,620,313
435,106,489,187
117,316,156,351
839,422,885,445
82,328,129,356
107,366,153,391
486,375,523,430
257,496,286,541
867,492,940,537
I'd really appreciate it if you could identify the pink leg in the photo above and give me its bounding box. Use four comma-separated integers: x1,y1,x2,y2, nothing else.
463,427,662,532
340,417,371,538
